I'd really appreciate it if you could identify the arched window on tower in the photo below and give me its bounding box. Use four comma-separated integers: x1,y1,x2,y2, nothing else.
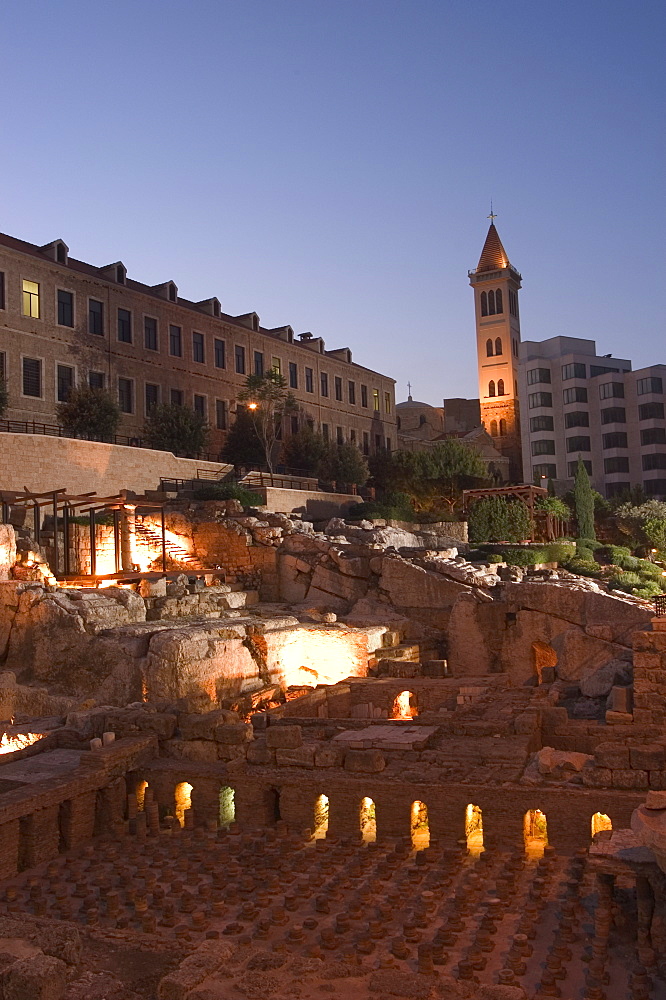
497,379,505,396
488,381,496,397
495,337,502,355
480,292,488,317
495,288,503,313
499,418,507,436
488,290,496,315
486,338,493,357
490,420,498,436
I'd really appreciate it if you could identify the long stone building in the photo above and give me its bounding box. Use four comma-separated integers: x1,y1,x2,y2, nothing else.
0,232,396,459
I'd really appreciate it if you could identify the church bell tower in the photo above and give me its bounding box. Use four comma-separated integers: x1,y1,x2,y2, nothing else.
468,216,524,481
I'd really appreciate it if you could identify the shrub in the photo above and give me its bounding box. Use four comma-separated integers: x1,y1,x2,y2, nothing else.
596,545,632,565
620,555,641,571
191,482,263,506
347,492,415,522
468,496,531,543
545,542,576,564
144,404,210,457
501,548,548,567
634,583,663,599
57,385,121,440
608,571,642,593
636,560,663,580
564,557,602,578
487,553,504,564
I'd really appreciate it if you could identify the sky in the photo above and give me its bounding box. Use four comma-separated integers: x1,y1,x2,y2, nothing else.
1,1,664,404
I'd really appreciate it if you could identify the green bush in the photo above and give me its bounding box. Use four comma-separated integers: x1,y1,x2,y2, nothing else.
596,545,632,565
608,571,642,593
564,557,602,578
468,496,531,543
634,583,663,599
545,542,576,564
191,482,263,506
487,553,504,564
577,538,602,552
636,560,664,581
348,491,415,522
576,545,594,563
502,548,548,567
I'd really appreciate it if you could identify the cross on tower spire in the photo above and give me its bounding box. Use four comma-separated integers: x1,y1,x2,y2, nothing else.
487,201,497,224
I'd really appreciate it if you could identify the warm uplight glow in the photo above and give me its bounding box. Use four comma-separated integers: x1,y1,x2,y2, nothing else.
465,803,484,854
314,793,329,839
524,808,548,857
219,786,235,828
592,812,612,838
411,800,429,850
391,690,417,720
136,780,148,811
277,627,368,688
0,732,43,756
247,402,258,410
175,781,193,827
360,796,376,843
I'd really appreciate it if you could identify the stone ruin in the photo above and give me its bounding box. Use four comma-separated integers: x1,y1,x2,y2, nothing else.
0,504,665,998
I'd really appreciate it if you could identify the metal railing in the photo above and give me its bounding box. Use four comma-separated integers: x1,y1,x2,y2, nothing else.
655,595,666,618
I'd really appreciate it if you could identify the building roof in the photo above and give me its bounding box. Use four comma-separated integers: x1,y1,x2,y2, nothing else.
396,396,434,409
476,223,510,273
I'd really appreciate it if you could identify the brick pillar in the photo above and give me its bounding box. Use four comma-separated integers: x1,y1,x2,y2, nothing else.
19,805,60,870
60,792,97,850
190,777,222,827
327,788,364,840
0,820,19,880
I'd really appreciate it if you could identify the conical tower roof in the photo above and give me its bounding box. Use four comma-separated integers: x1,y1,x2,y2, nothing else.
476,223,510,272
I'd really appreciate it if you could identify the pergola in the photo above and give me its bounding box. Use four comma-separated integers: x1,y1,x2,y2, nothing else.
0,488,169,579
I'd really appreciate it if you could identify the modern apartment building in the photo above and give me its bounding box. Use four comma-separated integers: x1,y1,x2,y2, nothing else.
518,335,666,498
0,232,396,460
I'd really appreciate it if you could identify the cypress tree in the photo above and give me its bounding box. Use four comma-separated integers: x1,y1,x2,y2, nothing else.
574,458,596,541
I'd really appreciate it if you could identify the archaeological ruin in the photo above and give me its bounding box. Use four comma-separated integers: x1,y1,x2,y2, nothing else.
0,492,665,999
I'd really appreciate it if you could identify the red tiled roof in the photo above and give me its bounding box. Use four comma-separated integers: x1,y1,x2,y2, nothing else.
476,223,509,272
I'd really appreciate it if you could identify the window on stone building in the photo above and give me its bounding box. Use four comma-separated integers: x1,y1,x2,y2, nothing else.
305,367,314,393
481,291,488,316
488,290,496,315
641,427,666,446
562,363,586,380
117,308,132,343
604,456,629,474
361,384,368,408
565,411,589,428
386,437,391,451
253,351,264,376
144,317,158,351
606,482,630,498
322,423,329,441
591,365,620,377
57,290,74,327
566,435,591,453
530,415,554,432
599,381,624,400
22,357,42,397
350,429,356,444
637,377,663,395
362,431,369,455
289,362,298,389
639,401,665,420
602,432,628,449
88,371,104,390
373,389,380,411
0,351,5,382
271,357,281,375
527,368,551,385
529,392,553,408
497,379,505,395
645,478,666,495
169,325,182,357
336,426,343,445
216,399,227,430
499,418,507,435
348,380,356,404
486,338,493,357
568,459,592,477
320,372,329,397
563,386,587,404
384,391,391,413
291,414,299,434
488,381,496,397
643,453,666,471
533,463,557,479
89,299,104,336
118,377,133,413
145,383,159,413
531,439,555,456
193,395,206,418
56,364,74,402
0,272,5,310
495,289,503,313
490,420,498,436
214,338,226,369
170,388,183,406
22,279,40,318
335,376,343,401
495,337,502,355
601,406,626,424
375,433,382,452
192,332,205,364
234,345,246,374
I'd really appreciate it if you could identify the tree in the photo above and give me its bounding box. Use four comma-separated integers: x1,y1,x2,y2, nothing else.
319,442,369,486
368,441,486,515
220,407,266,467
468,495,531,543
56,386,120,440
143,404,210,457
573,458,596,541
0,377,8,419
535,495,571,520
281,425,329,475
237,370,297,472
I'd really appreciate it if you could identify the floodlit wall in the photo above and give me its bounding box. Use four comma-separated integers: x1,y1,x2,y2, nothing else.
0,433,227,495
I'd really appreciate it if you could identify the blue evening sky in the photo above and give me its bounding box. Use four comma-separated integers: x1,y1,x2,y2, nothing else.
1,1,663,404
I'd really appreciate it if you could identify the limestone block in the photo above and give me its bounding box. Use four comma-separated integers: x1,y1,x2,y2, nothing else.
164,739,219,763
612,768,648,789
266,725,303,749
103,709,177,740
514,711,540,734
344,749,386,773
379,558,470,609
580,658,632,697
535,746,592,776
309,564,368,601
581,763,612,787
595,742,630,769
179,710,242,740
630,745,666,771
246,740,275,765
314,743,345,767
0,523,17,580
609,685,633,714
275,745,315,768
3,953,67,1000
138,576,167,598
216,744,248,761
649,771,666,790
541,707,569,734
214,723,253,745
605,710,635,724
336,556,371,578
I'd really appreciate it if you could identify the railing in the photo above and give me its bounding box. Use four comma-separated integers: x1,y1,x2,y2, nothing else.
0,420,218,462
655,595,666,618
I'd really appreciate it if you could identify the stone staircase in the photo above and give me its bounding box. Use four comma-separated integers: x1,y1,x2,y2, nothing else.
134,521,205,570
